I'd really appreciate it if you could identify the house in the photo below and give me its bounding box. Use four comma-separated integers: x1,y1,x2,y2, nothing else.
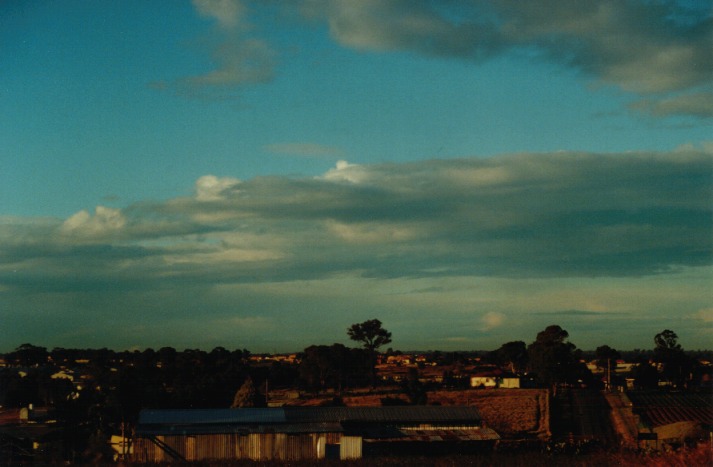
500,375,521,389
132,406,499,462
470,367,503,388
470,374,498,388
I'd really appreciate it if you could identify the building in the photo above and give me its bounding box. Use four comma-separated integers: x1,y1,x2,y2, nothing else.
627,392,713,450
132,406,499,462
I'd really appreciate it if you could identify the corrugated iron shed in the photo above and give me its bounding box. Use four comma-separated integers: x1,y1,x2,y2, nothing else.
132,406,497,462
137,406,485,435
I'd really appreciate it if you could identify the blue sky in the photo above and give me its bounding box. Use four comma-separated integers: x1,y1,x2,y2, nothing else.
1,0,712,353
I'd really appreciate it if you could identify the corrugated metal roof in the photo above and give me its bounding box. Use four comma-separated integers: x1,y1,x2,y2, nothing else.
139,406,482,426
136,406,485,436
137,421,343,436
139,408,287,426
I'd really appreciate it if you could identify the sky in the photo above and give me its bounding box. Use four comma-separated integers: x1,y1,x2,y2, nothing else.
1,0,712,353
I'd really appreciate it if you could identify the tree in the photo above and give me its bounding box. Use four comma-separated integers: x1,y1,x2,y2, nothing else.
527,325,584,389
6,343,48,367
631,357,659,389
595,345,621,371
654,329,681,352
495,341,528,374
347,319,392,387
299,344,371,393
347,319,392,352
653,329,691,389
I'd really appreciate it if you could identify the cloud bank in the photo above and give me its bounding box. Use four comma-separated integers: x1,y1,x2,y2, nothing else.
1,149,711,350
4,149,711,290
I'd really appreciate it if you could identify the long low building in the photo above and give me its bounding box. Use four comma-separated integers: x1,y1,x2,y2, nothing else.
132,406,499,462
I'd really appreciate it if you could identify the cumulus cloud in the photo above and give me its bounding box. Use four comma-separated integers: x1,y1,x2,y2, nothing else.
321,160,374,185
195,174,241,201
60,206,126,238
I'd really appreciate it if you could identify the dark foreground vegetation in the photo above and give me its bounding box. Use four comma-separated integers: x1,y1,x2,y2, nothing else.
1,322,711,464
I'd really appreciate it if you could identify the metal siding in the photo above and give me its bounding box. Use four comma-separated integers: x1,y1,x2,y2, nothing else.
247,433,260,460
185,436,195,461
340,436,362,460
317,434,326,459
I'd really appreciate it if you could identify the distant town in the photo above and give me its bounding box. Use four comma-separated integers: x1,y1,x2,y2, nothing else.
1,321,711,465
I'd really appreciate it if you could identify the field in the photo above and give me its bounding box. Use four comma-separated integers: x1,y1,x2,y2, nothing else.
290,388,550,439
429,389,550,439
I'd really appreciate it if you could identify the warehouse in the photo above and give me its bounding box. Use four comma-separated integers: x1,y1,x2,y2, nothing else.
132,406,499,462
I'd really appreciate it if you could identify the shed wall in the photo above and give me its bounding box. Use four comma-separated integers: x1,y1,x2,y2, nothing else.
132,432,343,462
340,436,363,460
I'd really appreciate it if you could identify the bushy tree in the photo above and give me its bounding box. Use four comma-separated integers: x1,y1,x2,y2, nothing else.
595,345,621,371
527,325,586,388
496,341,528,373
6,343,48,367
299,344,371,392
347,319,392,387
653,329,692,389
347,319,392,352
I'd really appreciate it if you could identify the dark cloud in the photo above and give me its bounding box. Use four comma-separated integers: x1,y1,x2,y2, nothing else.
299,0,713,118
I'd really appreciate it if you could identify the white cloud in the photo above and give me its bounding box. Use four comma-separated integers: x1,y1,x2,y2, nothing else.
482,311,506,331
195,175,241,201
60,206,126,238
321,160,369,184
